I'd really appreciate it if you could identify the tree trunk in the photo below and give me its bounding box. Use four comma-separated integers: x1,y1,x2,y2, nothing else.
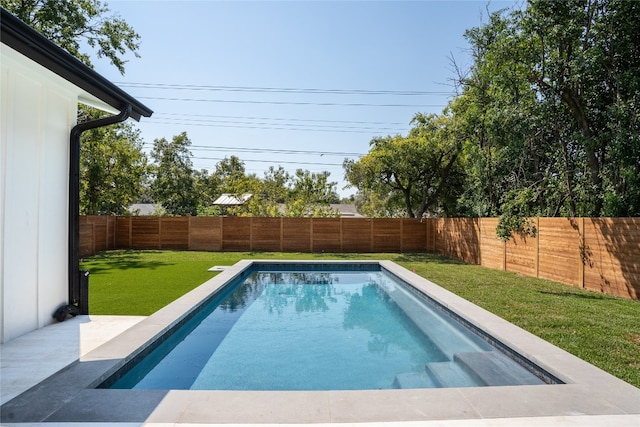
560,87,603,215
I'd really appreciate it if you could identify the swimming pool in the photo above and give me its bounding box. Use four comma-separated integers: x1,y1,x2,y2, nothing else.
102,263,551,390
3,260,638,424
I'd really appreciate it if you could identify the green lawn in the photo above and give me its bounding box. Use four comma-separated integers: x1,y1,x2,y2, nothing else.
81,250,640,388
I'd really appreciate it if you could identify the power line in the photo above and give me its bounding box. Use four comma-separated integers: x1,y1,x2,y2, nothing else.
114,82,455,97
142,143,364,157
154,112,408,126
191,145,361,157
192,155,344,167
149,117,402,132
145,119,402,134
136,96,446,108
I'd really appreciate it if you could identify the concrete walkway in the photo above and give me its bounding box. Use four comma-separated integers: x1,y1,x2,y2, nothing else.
1,315,638,426
1,315,145,405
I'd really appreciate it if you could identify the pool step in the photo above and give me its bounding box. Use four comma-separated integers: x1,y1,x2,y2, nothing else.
393,372,438,389
453,351,543,386
424,361,479,388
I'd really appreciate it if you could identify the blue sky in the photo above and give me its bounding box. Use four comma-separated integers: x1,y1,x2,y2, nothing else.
95,1,519,197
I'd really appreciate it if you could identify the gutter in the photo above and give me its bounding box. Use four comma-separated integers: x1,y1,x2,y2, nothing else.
68,104,132,314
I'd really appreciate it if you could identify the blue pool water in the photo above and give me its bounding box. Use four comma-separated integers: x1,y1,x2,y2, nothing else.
107,266,547,390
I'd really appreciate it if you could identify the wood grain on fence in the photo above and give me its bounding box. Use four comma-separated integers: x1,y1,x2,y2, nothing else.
80,216,116,257
583,218,639,299
80,215,638,299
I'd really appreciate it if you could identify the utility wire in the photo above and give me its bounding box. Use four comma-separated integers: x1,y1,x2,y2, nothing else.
153,112,408,126
192,147,362,157
142,143,364,157
136,96,446,108
114,82,455,96
191,156,343,167
145,119,401,134
146,117,404,132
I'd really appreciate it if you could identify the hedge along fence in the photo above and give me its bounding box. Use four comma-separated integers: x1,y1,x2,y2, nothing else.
80,215,639,300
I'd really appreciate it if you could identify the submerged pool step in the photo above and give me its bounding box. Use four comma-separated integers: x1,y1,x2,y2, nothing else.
424,361,479,388
453,351,544,386
393,372,438,389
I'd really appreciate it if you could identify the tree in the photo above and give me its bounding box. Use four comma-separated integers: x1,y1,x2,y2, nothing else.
79,109,147,215
240,166,291,217
457,0,640,238
344,112,464,219
193,169,221,216
150,132,198,216
2,0,140,74
284,170,339,217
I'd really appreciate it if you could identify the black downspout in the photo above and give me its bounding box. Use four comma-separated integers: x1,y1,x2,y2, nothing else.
68,104,132,314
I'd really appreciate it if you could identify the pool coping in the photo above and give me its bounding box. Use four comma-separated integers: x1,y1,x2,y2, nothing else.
1,260,639,424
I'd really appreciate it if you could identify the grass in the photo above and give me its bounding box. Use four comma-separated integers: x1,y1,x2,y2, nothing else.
81,250,640,388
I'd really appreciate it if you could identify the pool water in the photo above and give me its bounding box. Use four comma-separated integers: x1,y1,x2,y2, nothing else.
107,268,546,390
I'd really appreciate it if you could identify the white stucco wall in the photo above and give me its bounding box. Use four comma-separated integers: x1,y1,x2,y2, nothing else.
1,44,80,343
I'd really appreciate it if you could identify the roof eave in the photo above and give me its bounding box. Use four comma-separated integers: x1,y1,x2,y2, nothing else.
1,8,152,121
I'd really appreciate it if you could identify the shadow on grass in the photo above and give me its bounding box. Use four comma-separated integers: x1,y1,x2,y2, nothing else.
393,252,465,265
538,290,611,301
81,250,172,275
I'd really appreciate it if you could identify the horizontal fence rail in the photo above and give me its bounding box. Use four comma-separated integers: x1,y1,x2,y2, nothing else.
80,216,639,300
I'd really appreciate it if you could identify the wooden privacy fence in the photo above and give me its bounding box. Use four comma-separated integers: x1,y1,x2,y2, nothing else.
80,215,639,299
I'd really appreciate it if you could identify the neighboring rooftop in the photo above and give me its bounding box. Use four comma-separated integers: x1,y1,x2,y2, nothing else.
212,193,253,206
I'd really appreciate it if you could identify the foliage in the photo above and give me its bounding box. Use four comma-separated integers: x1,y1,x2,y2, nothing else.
282,170,339,217
149,132,198,216
455,0,640,239
79,107,147,215
2,0,140,74
83,250,640,388
344,112,464,218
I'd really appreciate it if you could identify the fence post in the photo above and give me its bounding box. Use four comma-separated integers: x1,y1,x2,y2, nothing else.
503,235,507,271
534,217,539,278
578,217,585,288
128,216,132,248
370,219,374,252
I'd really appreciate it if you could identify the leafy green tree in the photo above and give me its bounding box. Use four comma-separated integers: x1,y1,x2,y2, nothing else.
2,0,140,74
79,109,147,214
193,169,221,216
240,166,291,217
150,132,198,216
457,0,640,238
345,112,464,219
284,170,339,217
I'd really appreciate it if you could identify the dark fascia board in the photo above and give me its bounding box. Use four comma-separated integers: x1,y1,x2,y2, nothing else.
1,8,152,121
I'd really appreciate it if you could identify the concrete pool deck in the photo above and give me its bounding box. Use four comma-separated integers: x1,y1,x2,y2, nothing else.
1,260,639,426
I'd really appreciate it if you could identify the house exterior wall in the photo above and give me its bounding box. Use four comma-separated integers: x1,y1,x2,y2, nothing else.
1,44,77,343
